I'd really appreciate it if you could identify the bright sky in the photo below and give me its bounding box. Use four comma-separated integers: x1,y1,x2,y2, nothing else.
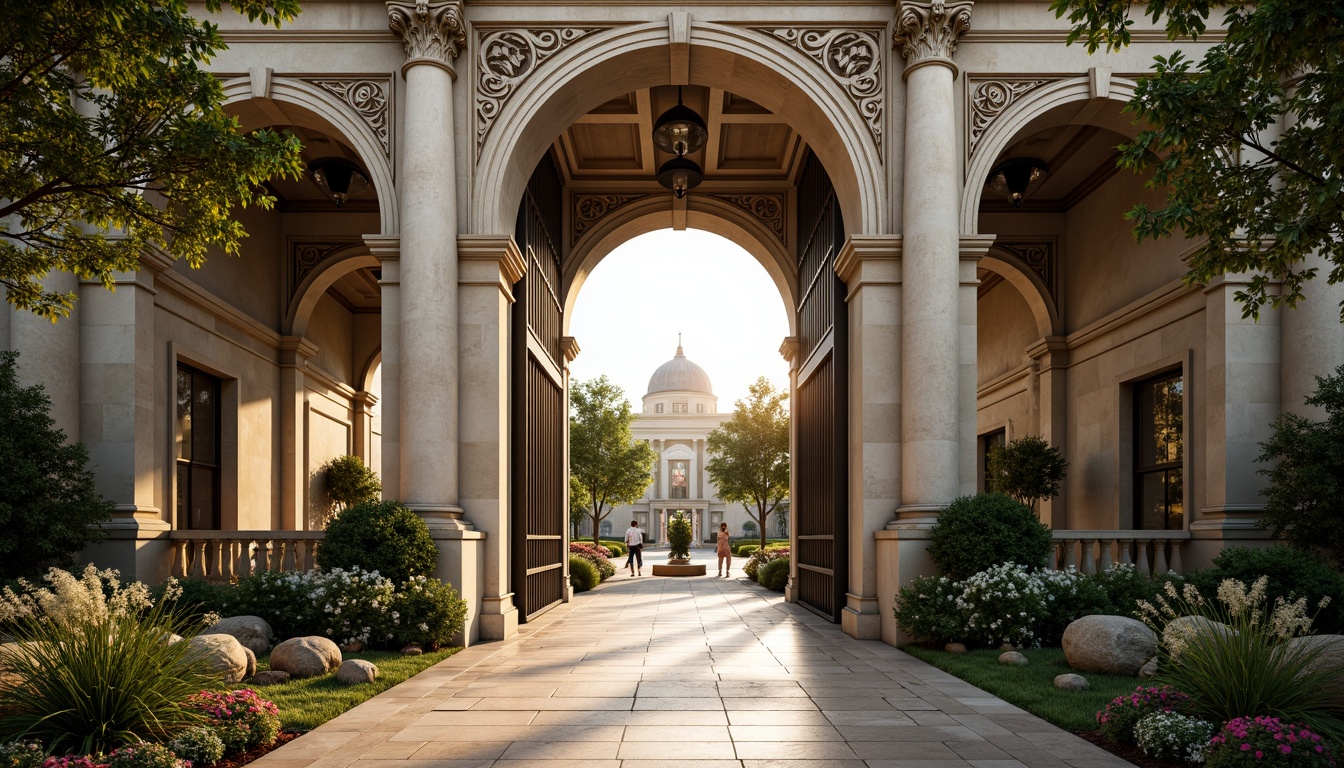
568,229,791,410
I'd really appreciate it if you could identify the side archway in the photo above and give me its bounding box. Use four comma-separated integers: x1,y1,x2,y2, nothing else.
980,248,1060,339
286,244,380,337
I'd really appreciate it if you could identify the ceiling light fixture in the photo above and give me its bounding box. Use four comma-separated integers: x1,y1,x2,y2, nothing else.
988,157,1049,207
657,156,704,200
307,157,369,208
652,86,709,157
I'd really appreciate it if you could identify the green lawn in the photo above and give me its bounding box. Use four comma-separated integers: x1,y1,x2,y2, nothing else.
902,646,1144,732
243,648,459,730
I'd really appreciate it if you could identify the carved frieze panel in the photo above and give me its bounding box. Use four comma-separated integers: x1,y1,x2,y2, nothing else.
289,239,363,300
476,27,607,154
711,194,787,243
995,239,1055,299
751,27,883,154
967,77,1057,160
572,193,651,245
305,78,393,159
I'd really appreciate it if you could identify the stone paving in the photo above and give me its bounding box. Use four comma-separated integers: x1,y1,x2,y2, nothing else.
254,549,1134,768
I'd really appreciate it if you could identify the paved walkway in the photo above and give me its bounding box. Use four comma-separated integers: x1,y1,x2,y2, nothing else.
255,549,1133,768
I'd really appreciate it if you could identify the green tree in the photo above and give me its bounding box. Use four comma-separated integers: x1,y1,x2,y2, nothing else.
569,376,656,547
1,0,304,319
986,434,1068,512
321,454,381,517
0,351,114,579
1256,364,1344,566
705,377,790,551
568,474,588,540
667,511,692,561
1048,0,1344,320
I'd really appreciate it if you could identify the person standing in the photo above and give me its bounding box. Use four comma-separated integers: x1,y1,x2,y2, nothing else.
624,519,644,576
716,522,731,577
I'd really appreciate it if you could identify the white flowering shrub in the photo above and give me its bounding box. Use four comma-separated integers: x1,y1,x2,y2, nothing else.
956,563,1050,647
0,564,168,629
1035,567,1111,645
1135,712,1216,763
232,567,396,646
390,575,468,649
894,575,969,644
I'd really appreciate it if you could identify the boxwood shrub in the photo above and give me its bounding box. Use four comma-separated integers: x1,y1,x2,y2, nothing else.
316,500,438,584
927,493,1051,580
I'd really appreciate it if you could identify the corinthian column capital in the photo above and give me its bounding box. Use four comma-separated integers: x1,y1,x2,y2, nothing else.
387,0,467,70
894,1,973,76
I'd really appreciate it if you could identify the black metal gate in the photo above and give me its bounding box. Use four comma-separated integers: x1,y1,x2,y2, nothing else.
510,154,566,622
793,151,849,622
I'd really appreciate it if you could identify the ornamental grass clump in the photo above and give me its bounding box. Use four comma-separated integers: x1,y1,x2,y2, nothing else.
184,689,280,754
1096,685,1192,745
1135,712,1217,763
1139,576,1344,741
1206,717,1338,768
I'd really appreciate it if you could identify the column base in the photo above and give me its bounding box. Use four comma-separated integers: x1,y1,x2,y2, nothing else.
876,516,939,647
479,593,519,641
1186,507,1272,570
842,592,882,640
428,526,486,647
81,506,172,584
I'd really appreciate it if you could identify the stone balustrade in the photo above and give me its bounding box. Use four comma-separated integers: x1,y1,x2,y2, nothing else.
168,531,324,581
1049,530,1190,576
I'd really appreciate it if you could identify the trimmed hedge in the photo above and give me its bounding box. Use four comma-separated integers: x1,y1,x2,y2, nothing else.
569,555,599,593
599,540,628,556
927,493,1051,580
316,500,438,584
1187,546,1344,633
758,557,789,592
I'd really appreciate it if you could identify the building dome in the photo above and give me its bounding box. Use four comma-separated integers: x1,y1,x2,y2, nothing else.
647,344,713,395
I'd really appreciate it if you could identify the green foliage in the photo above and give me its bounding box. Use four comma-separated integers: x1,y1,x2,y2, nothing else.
168,726,226,766
317,500,438,585
322,455,382,513
1091,563,1185,619
927,494,1052,581
599,540,627,557
757,557,789,592
230,568,393,647
389,576,467,649
743,547,789,581
705,378,789,550
1188,546,1344,633
894,575,967,645
667,512,692,560
1035,569,1112,646
986,435,1068,510
1097,686,1193,746
569,476,589,539
184,689,279,753
0,352,113,580
0,742,43,768
154,577,236,622
1048,0,1344,321
107,743,183,768
569,555,599,593
742,520,758,533
736,544,760,557
0,590,214,754
1134,712,1216,764
569,376,656,546
0,0,304,319
1257,365,1344,565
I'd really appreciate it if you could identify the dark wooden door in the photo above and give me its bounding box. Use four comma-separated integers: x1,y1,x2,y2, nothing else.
793,150,849,622
510,154,566,622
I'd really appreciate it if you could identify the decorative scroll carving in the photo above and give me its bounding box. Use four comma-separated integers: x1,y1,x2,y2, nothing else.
713,194,787,242
754,27,883,151
968,78,1052,158
572,194,649,245
996,240,1055,298
291,240,362,296
477,28,603,153
386,0,466,64
308,78,392,157
895,1,974,70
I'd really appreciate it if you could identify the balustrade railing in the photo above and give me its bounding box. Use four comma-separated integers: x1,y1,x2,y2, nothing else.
1049,530,1190,576
168,531,324,581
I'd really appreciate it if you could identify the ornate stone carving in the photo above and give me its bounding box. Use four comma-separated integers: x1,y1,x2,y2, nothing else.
754,27,883,151
713,194,787,242
996,240,1055,297
968,78,1052,158
477,28,603,153
291,240,362,295
386,0,466,64
308,78,392,157
572,194,649,245
895,1,974,70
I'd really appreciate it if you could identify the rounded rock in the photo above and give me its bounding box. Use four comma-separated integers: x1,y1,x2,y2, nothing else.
1062,615,1158,675
1139,657,1160,678
270,636,342,679
1286,634,1344,697
186,634,251,684
251,670,291,686
944,642,967,654
204,615,274,657
335,659,379,685
999,651,1029,666
401,645,423,656
242,645,257,679
1164,616,1235,653
1054,673,1089,691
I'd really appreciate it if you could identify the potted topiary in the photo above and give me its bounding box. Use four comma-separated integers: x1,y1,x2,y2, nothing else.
667,511,692,565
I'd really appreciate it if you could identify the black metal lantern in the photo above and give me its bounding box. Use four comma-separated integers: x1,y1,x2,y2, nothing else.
657,156,704,199
988,158,1049,207
652,87,708,157
307,157,369,208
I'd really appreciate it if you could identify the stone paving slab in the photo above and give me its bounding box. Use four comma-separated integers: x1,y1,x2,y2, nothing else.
251,550,1133,768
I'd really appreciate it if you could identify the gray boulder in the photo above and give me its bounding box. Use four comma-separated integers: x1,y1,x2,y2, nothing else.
204,616,274,657
1062,615,1158,675
999,651,1029,666
1139,657,1160,678
1054,673,1089,691
251,670,291,686
186,634,251,684
1164,616,1235,655
242,646,257,679
944,642,967,654
335,659,379,685
270,636,342,679
1286,634,1344,697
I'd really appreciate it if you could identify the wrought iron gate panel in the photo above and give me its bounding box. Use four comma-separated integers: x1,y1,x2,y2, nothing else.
511,154,566,622
793,151,849,622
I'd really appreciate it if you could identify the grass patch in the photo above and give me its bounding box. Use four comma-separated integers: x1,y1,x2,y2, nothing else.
242,648,459,731
902,646,1143,732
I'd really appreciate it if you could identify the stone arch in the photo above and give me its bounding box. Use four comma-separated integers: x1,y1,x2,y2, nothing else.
358,349,383,394
962,76,1142,234
285,244,381,337
980,247,1059,338
221,77,397,234
561,196,798,336
473,20,885,238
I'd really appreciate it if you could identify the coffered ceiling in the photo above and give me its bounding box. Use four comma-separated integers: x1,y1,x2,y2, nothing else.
552,85,807,189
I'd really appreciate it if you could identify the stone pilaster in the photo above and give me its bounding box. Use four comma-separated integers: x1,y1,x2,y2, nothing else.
364,235,400,501
457,234,526,641
1026,336,1069,529
959,236,995,498
7,272,80,438
278,336,318,530
561,335,580,601
779,335,800,601
835,236,902,641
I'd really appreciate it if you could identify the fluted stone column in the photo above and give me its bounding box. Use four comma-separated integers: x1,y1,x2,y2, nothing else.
388,0,484,645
